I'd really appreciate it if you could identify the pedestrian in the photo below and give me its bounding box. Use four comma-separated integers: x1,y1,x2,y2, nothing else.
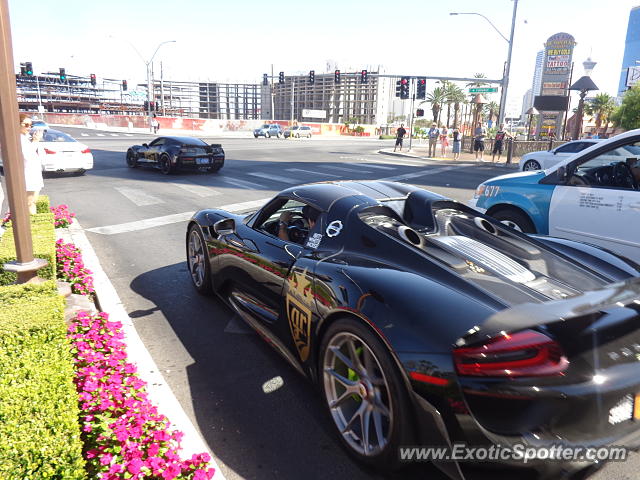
439,126,449,157
491,123,510,163
151,114,159,134
427,123,439,157
452,128,462,160
473,122,487,161
393,124,407,152
19,113,44,215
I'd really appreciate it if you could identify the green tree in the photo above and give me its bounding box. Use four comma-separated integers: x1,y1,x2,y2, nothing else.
611,86,640,130
448,86,467,129
589,93,616,134
483,101,500,127
466,73,488,88
427,86,446,125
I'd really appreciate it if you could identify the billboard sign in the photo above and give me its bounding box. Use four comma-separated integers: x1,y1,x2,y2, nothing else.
302,109,327,119
626,67,640,88
536,32,576,138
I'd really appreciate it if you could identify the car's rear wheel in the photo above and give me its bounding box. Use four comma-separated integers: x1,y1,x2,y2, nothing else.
491,208,536,233
522,159,541,171
187,224,212,295
126,149,138,168
206,162,223,173
265,132,271,138
277,132,282,138
295,133,300,138
320,318,414,469
159,154,172,175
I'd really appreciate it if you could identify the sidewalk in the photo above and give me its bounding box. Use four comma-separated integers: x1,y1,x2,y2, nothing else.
378,141,520,168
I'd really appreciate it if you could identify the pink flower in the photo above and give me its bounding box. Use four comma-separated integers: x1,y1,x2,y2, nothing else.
99,453,113,465
126,458,144,475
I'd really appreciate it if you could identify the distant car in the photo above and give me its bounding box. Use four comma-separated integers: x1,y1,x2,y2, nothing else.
2,129,93,175
125,136,224,174
470,129,640,263
30,120,49,132
284,125,312,138
254,124,283,138
519,139,601,171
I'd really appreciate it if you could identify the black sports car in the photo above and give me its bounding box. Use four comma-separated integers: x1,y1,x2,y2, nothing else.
185,180,640,479
126,136,224,174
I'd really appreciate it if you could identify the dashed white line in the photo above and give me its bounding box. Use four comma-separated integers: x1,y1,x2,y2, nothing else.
110,133,119,136
286,168,340,178
321,165,372,174
247,172,300,184
172,182,223,198
81,133,89,136
218,176,267,190
114,186,163,206
96,133,105,137
356,163,395,170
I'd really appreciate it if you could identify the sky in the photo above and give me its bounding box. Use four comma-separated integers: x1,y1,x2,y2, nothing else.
8,0,640,115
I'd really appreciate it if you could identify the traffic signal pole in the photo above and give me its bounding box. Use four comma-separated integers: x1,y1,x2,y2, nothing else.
408,79,416,152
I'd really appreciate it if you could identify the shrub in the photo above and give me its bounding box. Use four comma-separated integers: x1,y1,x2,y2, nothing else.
0,281,85,480
0,213,56,285
36,194,50,213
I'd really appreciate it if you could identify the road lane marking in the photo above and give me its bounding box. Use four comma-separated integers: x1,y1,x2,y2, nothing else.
382,165,461,182
247,172,300,184
286,168,340,178
114,186,164,206
110,133,119,136
218,176,267,190
86,197,270,235
81,133,89,136
320,165,372,174
96,133,105,136
172,182,223,197
356,163,395,170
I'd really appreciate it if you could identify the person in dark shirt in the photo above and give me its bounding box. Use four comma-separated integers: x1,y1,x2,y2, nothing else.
394,124,407,152
491,124,510,163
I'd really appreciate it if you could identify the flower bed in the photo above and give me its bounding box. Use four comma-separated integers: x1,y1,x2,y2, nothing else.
68,312,214,480
56,239,95,296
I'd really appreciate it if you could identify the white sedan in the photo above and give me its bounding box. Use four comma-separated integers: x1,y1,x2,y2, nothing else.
519,139,601,171
37,129,93,175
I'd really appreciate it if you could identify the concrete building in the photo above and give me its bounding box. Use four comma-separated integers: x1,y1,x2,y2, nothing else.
532,50,544,96
618,6,640,95
520,88,533,122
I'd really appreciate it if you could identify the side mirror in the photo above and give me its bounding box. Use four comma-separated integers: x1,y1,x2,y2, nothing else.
556,166,567,181
142,143,148,148
213,218,236,236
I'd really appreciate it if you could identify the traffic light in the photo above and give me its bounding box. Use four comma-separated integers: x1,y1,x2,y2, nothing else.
279,71,285,84
59,68,66,82
90,73,96,86
416,109,424,117
122,79,128,91
334,69,340,84
20,65,26,76
25,62,33,76
263,73,268,86
416,77,426,99
400,77,410,99
309,70,315,85
395,79,402,97
361,69,368,83
144,100,149,111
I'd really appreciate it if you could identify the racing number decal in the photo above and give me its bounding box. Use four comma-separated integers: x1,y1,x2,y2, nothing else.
326,220,343,237
286,269,314,361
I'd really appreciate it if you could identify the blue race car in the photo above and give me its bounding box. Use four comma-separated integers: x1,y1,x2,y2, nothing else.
469,129,640,264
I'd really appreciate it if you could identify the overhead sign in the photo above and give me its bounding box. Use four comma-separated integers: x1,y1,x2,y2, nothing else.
626,67,640,88
469,87,498,93
302,109,326,119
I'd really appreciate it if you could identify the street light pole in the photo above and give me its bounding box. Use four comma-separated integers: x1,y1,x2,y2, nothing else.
450,1,519,127
145,40,175,132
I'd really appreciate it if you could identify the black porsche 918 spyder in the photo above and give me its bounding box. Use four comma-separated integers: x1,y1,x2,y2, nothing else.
185,180,640,479
126,136,224,174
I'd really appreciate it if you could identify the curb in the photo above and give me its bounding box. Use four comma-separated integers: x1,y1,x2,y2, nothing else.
57,220,226,480
377,149,520,168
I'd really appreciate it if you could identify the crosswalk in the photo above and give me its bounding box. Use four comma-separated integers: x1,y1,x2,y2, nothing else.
81,133,134,137
86,159,469,234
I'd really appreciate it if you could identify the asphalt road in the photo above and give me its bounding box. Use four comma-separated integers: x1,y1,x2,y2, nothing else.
41,127,633,480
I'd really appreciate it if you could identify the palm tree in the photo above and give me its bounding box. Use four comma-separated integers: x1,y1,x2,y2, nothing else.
484,101,499,127
427,86,446,125
448,85,467,129
466,73,488,89
589,93,616,134
443,81,459,128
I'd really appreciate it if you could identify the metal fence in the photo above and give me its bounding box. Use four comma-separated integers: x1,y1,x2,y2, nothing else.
461,137,567,157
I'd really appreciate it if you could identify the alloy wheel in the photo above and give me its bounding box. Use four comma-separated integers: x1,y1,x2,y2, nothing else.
523,160,541,171
323,332,393,457
188,229,205,288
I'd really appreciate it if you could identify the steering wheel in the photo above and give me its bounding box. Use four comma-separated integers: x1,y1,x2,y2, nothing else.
286,213,309,244
612,162,638,189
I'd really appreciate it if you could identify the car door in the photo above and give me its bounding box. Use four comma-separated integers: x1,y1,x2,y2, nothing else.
548,139,640,263
544,142,584,169
144,138,165,163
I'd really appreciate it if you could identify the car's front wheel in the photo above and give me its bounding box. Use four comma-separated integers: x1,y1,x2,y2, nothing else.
265,132,271,138
159,154,172,175
522,159,541,171
491,208,536,233
187,224,212,295
320,318,414,469
126,149,138,168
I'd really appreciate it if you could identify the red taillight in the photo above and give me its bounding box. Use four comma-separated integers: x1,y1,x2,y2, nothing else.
453,329,568,377
81,148,91,154
44,148,57,155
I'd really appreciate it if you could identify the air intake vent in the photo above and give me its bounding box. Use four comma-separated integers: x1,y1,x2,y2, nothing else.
432,235,536,283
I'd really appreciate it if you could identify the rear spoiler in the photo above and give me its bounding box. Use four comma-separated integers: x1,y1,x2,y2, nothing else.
456,277,640,347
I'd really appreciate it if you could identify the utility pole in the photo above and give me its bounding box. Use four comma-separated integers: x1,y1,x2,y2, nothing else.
498,0,518,126
408,78,416,151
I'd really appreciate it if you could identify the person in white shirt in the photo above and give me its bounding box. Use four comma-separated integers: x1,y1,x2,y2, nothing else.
19,114,44,214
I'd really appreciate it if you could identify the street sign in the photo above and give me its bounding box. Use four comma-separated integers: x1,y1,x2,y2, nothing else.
302,109,326,119
469,87,498,93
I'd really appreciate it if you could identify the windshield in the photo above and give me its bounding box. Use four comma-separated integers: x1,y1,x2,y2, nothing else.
42,131,76,142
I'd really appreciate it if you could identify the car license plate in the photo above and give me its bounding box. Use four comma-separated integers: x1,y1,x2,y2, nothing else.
197,158,209,165
634,394,640,420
